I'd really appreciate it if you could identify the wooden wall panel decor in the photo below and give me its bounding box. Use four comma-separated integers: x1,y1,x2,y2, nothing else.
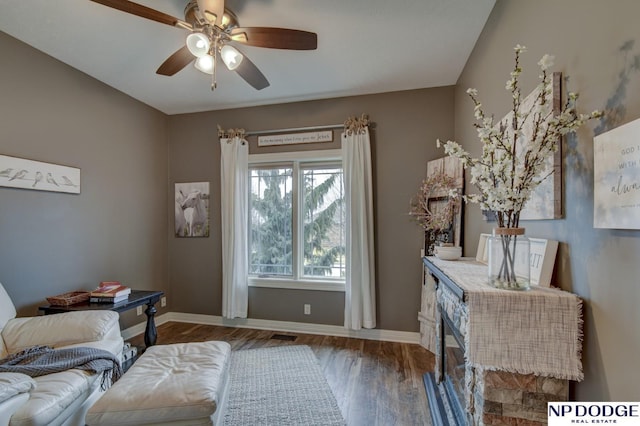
499,72,562,220
481,73,562,222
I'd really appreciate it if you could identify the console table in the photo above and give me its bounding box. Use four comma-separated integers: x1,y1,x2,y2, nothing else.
39,289,163,348
420,257,583,425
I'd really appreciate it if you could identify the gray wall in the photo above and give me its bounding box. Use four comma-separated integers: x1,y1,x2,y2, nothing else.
455,0,640,400
0,32,169,328
167,88,454,331
1,0,637,401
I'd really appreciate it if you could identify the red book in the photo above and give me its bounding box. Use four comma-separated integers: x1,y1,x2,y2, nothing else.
90,282,131,298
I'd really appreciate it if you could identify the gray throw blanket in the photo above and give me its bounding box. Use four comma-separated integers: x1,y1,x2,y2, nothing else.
0,345,122,390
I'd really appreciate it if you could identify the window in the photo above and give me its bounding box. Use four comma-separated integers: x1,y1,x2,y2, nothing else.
248,150,345,291
249,166,293,276
301,165,345,278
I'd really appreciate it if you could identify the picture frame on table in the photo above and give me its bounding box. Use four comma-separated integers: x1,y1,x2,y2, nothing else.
423,156,464,255
475,233,491,264
423,196,456,255
475,233,559,287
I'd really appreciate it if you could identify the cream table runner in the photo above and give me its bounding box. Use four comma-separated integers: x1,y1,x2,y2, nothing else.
430,257,583,381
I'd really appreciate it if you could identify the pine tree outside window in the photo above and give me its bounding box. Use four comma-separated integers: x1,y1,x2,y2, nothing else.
248,150,345,291
249,166,293,276
302,164,345,278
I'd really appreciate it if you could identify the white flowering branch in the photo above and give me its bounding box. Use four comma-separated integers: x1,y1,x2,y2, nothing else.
437,45,602,228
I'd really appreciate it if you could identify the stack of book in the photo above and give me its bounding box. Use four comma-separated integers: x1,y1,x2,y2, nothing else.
90,281,131,303
122,342,138,363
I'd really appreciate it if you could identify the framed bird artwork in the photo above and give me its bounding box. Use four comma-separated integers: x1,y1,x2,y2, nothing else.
0,154,80,194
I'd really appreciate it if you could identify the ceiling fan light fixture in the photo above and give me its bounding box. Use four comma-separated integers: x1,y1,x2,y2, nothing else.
194,55,215,74
220,45,243,70
186,32,211,58
89,0,316,91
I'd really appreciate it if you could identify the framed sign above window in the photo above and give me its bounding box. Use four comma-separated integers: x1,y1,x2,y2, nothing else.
257,130,333,147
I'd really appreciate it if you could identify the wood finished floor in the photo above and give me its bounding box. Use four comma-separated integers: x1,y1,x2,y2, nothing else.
128,322,435,426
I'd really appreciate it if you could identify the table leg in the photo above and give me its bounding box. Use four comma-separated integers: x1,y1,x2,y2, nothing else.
144,302,158,347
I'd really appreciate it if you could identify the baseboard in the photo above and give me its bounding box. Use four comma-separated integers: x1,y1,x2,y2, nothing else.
121,312,420,344
121,321,149,341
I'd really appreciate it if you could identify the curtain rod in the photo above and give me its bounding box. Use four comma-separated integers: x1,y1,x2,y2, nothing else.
245,124,344,136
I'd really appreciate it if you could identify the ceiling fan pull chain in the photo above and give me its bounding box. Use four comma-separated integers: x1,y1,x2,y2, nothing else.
211,39,218,91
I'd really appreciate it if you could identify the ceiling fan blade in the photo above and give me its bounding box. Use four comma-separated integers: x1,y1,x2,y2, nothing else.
89,0,184,27
234,53,270,90
156,46,194,76
230,27,317,50
197,0,225,26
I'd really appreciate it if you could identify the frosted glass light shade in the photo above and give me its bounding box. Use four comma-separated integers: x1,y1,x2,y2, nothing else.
186,33,210,58
220,45,243,70
194,55,214,74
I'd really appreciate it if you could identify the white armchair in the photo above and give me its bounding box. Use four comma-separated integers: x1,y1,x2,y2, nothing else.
0,282,124,426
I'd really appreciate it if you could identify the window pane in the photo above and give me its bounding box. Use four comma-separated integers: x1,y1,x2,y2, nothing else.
302,166,345,278
249,167,293,276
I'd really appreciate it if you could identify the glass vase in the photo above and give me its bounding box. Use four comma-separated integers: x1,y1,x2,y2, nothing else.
488,227,530,290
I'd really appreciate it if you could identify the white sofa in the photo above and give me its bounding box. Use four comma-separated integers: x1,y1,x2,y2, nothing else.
0,373,35,426
0,283,124,426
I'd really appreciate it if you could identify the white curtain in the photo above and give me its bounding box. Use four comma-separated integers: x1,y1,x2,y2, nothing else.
342,127,376,330
220,136,249,319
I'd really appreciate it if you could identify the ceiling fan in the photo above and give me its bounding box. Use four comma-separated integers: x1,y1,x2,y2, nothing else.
89,0,318,90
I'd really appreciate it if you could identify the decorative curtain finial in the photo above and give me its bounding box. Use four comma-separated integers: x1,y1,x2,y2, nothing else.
218,124,246,140
343,114,370,135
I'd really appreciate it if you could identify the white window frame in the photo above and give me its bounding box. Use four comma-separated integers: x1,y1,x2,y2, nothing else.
248,149,345,292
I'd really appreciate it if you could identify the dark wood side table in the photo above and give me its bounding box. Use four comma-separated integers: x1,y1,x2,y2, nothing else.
39,290,164,348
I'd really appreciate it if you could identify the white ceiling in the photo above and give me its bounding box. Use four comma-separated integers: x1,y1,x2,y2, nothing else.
0,0,495,115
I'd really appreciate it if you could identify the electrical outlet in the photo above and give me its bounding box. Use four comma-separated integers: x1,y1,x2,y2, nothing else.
136,306,143,316
161,297,167,307
304,304,311,315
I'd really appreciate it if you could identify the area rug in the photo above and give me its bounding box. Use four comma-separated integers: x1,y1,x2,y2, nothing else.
223,345,346,426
